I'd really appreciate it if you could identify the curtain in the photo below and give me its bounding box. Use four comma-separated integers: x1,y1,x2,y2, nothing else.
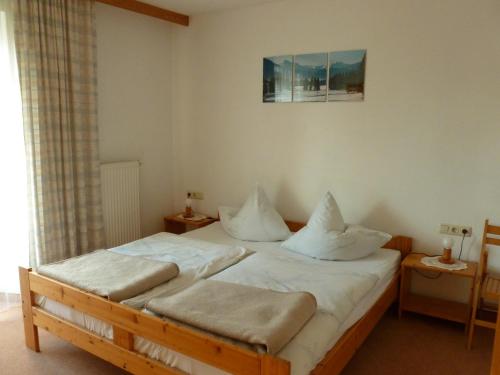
14,0,104,266
0,0,29,302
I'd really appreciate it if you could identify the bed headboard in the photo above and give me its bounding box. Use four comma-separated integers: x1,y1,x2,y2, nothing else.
284,220,412,259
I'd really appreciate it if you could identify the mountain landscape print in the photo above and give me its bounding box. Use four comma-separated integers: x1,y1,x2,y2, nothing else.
263,55,293,102
293,53,327,102
328,49,366,101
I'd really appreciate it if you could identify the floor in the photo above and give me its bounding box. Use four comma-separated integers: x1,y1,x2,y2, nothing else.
0,306,493,375
0,293,21,313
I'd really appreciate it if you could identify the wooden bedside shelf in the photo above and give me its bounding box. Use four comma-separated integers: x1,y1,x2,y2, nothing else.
402,293,470,324
164,213,217,234
399,253,478,333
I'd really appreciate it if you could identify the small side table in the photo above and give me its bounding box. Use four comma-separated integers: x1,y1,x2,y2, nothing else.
399,253,477,332
164,213,217,234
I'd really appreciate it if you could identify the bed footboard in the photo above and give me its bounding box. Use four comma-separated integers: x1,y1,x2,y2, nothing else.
18,267,290,375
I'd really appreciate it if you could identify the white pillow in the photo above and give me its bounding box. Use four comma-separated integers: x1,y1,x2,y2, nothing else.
281,192,391,260
219,185,291,241
282,224,392,260
307,191,345,232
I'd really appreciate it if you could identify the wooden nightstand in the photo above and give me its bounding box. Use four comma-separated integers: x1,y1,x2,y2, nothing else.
399,253,478,332
164,213,217,234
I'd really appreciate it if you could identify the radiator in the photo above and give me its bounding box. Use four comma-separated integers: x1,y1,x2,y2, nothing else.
100,161,141,248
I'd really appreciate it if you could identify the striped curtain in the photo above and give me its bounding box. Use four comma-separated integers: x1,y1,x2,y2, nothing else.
14,0,104,265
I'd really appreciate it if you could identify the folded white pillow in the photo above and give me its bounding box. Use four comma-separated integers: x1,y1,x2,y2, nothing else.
306,191,345,233
282,192,391,260
219,185,291,241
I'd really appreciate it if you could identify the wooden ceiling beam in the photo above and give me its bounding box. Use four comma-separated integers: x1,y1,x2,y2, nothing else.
96,0,189,26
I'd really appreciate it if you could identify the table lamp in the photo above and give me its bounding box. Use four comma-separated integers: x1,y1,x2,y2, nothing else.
183,192,193,218
439,237,455,264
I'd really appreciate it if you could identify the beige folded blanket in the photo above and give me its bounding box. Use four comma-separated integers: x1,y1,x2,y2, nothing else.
37,250,179,301
147,280,317,354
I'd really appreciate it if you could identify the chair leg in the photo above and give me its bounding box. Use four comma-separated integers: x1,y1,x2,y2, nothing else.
467,317,476,350
468,284,481,350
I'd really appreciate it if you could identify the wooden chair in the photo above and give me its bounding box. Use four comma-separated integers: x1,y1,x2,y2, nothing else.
468,219,500,349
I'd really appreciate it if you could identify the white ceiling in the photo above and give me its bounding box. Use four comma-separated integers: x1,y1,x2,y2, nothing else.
142,0,283,15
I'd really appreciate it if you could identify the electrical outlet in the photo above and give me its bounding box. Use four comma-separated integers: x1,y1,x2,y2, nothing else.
187,191,204,200
459,226,472,237
439,224,450,234
439,223,472,237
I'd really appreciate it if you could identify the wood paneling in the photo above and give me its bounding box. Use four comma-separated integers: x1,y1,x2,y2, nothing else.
96,0,189,26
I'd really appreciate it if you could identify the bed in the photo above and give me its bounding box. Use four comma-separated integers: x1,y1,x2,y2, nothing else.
19,220,412,375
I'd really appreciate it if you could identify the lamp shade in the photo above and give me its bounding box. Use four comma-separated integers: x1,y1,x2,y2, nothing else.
442,237,454,249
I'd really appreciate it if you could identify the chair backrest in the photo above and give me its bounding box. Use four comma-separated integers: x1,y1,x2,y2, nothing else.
478,219,500,279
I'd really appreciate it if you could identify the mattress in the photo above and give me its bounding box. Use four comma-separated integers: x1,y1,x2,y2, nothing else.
37,223,400,375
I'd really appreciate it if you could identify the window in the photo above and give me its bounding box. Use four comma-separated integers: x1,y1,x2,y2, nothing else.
0,3,29,306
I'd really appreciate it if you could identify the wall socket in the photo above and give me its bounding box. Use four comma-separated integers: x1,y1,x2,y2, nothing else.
187,191,204,200
439,224,472,237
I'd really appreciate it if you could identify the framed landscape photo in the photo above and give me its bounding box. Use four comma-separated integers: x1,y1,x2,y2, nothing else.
328,49,366,101
293,53,327,102
262,55,293,103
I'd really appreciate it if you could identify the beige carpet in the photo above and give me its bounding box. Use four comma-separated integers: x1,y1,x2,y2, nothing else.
0,307,493,374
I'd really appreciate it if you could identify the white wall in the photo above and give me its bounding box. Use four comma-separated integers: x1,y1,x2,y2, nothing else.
172,0,500,300
96,3,175,236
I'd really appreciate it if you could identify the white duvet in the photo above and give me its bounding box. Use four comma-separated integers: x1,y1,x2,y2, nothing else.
110,233,252,308
138,248,398,375
210,251,378,323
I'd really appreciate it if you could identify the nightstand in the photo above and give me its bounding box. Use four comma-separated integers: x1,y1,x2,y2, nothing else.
399,253,477,332
164,213,217,234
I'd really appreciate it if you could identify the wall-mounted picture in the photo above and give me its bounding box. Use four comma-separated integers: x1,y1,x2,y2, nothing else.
263,55,293,103
328,49,366,101
293,53,327,102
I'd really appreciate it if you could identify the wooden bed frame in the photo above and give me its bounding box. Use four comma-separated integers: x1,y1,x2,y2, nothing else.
19,220,412,375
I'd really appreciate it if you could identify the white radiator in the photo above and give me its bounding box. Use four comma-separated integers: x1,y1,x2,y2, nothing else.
100,161,141,248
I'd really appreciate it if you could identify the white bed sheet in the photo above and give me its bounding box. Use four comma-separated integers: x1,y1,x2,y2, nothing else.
38,223,400,375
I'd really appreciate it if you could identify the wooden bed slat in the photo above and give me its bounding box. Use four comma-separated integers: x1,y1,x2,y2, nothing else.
32,308,186,375
28,271,264,375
